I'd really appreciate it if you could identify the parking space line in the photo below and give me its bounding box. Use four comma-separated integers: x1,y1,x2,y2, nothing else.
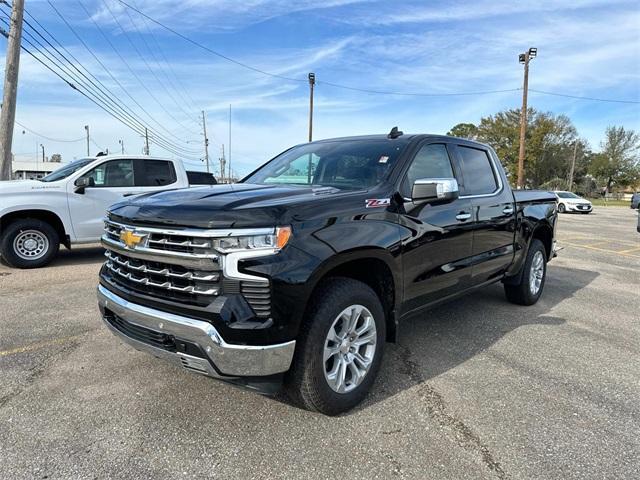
0,334,83,358
561,241,640,258
618,246,640,254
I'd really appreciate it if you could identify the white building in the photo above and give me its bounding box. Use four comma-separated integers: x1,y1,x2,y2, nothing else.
11,154,60,180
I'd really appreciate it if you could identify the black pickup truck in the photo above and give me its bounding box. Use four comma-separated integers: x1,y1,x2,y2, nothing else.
97,130,557,415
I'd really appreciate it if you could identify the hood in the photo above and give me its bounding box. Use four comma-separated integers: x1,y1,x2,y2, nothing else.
0,179,63,194
108,183,366,228
565,197,590,204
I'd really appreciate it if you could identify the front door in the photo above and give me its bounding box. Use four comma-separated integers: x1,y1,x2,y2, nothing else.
67,158,179,241
399,142,474,314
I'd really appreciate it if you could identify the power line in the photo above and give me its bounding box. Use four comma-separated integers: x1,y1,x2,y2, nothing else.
115,0,640,103
120,2,200,122
15,120,85,142
71,1,201,143
529,88,640,105
94,0,201,134
0,13,200,159
115,0,305,84
33,2,199,149
99,0,200,129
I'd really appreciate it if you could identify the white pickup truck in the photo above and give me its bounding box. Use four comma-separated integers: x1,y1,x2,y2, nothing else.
0,155,214,268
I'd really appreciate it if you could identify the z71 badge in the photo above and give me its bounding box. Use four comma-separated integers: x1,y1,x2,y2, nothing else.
365,198,391,208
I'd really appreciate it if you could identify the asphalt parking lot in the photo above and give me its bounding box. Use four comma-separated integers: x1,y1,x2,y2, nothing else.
1,207,638,479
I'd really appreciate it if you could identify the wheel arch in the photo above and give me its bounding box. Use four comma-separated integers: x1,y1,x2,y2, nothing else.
0,209,69,248
302,248,400,342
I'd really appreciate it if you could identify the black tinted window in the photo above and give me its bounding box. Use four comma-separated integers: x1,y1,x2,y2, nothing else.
405,144,454,188
457,146,498,195
83,160,134,187
138,160,176,186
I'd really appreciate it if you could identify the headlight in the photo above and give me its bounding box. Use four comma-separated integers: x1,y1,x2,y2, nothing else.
214,226,291,253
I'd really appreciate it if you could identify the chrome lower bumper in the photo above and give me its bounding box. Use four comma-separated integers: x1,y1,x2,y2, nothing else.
97,285,295,378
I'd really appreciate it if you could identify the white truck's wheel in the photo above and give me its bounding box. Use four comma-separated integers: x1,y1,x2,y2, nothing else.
0,219,60,269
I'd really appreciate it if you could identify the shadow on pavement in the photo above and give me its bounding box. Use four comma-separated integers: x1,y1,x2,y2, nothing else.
350,265,599,412
271,265,598,413
48,245,105,268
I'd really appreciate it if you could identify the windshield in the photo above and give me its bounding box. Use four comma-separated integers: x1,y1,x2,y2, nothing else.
243,140,407,190
40,158,95,182
556,192,580,199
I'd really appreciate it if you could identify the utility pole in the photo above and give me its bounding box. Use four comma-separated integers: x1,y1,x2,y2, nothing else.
568,141,578,191
308,73,315,142
0,0,25,181
219,144,226,183
516,47,537,190
40,144,45,163
119,139,124,154
201,111,210,173
144,127,150,155
84,125,90,156
228,104,231,182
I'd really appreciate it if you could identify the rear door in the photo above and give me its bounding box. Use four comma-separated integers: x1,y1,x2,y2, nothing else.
453,144,516,284
399,141,474,313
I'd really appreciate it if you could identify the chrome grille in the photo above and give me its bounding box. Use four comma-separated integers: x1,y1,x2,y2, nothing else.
104,219,217,257
103,251,220,302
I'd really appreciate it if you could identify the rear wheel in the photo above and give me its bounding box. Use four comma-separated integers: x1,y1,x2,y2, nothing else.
558,203,566,213
504,239,547,306
0,219,60,269
285,277,385,415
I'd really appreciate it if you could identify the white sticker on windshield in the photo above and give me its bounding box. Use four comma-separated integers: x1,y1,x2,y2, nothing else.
378,155,389,164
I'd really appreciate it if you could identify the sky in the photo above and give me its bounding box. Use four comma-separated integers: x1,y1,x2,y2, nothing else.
1,0,639,176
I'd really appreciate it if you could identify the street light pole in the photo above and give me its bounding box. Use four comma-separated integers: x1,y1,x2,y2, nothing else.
119,139,124,154
84,125,90,156
517,47,537,190
308,72,315,142
40,143,45,163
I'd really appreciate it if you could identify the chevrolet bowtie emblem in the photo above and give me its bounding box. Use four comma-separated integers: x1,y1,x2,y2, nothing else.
119,229,145,249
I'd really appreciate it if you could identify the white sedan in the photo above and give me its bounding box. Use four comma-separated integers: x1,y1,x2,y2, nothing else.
554,191,593,214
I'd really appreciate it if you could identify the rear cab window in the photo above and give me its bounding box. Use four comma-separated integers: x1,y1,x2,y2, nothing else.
456,145,499,196
135,160,177,187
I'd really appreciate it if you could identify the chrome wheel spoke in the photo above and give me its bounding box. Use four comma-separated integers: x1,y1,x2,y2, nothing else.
323,304,377,394
352,330,376,347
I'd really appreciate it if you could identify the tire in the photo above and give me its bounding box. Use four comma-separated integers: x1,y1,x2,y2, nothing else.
285,277,386,415
504,239,547,306
558,203,566,213
0,218,60,269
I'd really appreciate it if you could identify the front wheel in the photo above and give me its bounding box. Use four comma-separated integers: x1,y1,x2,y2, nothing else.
504,239,547,306
285,277,385,415
0,219,60,269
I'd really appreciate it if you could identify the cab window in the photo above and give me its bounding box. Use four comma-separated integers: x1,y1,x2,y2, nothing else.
136,159,177,186
402,143,455,195
83,160,134,187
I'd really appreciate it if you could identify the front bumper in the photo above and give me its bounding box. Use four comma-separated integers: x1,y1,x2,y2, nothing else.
566,203,592,212
97,285,295,378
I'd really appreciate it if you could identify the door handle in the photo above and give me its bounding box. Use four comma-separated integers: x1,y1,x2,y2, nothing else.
456,212,471,221
502,206,515,215
122,192,141,197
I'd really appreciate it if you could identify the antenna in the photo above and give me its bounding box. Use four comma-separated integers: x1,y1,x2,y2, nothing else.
387,126,403,139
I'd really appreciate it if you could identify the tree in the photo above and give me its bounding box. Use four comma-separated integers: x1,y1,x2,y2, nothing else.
447,123,478,140
588,126,640,192
50,153,62,163
464,108,582,188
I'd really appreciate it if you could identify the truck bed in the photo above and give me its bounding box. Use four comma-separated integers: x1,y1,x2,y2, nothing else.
513,190,557,204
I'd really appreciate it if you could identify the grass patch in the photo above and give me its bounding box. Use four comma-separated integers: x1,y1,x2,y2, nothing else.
590,199,631,207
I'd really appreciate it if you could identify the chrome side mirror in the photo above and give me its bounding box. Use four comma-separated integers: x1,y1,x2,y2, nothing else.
411,178,459,204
